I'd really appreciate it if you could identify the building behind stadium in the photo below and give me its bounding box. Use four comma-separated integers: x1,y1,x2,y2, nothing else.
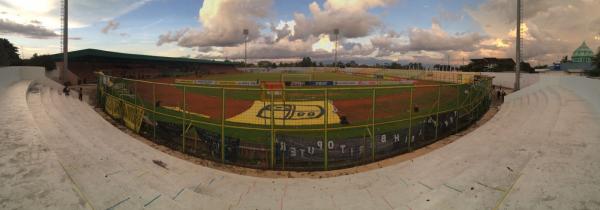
50,49,237,85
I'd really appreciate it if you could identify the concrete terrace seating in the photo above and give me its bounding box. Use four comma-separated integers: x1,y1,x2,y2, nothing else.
2,66,600,209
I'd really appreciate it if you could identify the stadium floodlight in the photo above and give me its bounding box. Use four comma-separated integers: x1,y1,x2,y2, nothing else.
243,29,249,66
63,0,68,73
333,29,339,69
515,0,522,90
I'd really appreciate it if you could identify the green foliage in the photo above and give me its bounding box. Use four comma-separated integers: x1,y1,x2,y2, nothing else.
587,48,600,77
22,53,56,70
0,38,21,66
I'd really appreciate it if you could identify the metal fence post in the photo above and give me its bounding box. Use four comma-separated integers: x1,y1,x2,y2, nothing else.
435,85,441,140
96,74,101,107
182,86,186,153
270,91,275,168
371,88,376,161
455,84,459,133
324,88,329,170
153,83,156,141
134,81,137,105
408,87,414,151
221,88,225,163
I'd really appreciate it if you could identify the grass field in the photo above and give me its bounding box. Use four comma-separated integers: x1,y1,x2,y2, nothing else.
198,71,384,82
102,71,489,145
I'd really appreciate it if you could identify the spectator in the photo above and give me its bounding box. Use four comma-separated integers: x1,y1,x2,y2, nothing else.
63,85,70,96
78,87,83,101
496,88,502,100
413,104,420,113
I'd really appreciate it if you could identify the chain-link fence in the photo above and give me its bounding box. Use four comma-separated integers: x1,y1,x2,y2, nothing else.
97,71,492,171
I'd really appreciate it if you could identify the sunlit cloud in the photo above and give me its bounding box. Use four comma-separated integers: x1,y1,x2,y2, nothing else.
312,34,335,53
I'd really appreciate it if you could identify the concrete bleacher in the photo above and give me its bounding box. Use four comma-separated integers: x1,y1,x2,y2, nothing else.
1,66,600,209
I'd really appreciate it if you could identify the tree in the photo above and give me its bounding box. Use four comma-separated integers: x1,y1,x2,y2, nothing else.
22,53,56,70
298,57,313,67
345,60,358,67
587,47,600,77
0,38,21,66
520,62,535,73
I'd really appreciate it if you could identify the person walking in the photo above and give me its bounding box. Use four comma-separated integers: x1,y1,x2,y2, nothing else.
78,87,83,101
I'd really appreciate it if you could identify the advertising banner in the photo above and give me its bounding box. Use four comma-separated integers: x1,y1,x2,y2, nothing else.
123,102,145,133
105,95,122,119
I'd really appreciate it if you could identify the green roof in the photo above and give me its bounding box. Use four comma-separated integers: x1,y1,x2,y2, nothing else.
51,48,233,65
573,42,594,58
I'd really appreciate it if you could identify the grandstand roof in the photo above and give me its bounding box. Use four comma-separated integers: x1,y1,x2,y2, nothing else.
50,49,233,65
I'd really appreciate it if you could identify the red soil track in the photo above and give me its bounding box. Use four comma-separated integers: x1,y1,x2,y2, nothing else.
136,77,253,120
333,80,456,123
134,77,452,123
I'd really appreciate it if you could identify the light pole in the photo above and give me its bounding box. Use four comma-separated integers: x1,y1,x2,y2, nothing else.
333,29,339,69
515,0,522,90
63,0,68,73
243,29,249,67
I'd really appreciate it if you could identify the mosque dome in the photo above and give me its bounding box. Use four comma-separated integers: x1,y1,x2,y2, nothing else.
572,41,594,63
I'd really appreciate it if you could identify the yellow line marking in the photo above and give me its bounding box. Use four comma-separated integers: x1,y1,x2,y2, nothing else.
493,173,523,210
57,161,96,210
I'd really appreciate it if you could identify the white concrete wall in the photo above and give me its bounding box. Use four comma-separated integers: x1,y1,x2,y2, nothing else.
0,66,63,90
482,72,540,89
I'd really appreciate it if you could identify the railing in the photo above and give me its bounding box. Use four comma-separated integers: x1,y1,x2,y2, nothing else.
96,70,492,171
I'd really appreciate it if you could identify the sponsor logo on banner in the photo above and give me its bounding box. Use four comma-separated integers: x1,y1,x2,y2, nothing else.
216,81,237,86
195,80,216,85
334,81,360,86
174,79,195,84
257,104,324,120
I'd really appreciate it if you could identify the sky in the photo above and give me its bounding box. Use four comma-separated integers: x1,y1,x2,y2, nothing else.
1,0,599,65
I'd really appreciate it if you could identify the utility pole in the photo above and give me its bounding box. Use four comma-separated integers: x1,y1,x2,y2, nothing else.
62,0,68,73
243,29,249,67
333,29,339,69
447,54,450,71
515,0,522,90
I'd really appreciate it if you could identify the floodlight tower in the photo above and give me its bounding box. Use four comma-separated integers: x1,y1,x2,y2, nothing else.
514,0,522,90
333,29,339,68
62,0,68,72
243,29,249,66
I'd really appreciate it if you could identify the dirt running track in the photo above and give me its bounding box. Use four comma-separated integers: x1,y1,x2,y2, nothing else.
134,78,452,123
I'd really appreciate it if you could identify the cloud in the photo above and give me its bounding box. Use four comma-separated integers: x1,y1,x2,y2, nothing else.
101,20,120,34
468,0,600,62
157,28,189,46
157,0,272,47
370,21,485,58
0,18,59,39
0,0,152,30
290,0,393,40
404,20,485,52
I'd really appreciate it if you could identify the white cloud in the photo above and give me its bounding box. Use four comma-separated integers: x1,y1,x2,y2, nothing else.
468,0,600,63
290,0,393,40
0,18,59,39
157,0,272,47
0,0,152,31
101,20,120,34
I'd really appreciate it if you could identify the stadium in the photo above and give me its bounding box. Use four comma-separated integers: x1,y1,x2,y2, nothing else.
97,67,492,170
4,0,600,208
